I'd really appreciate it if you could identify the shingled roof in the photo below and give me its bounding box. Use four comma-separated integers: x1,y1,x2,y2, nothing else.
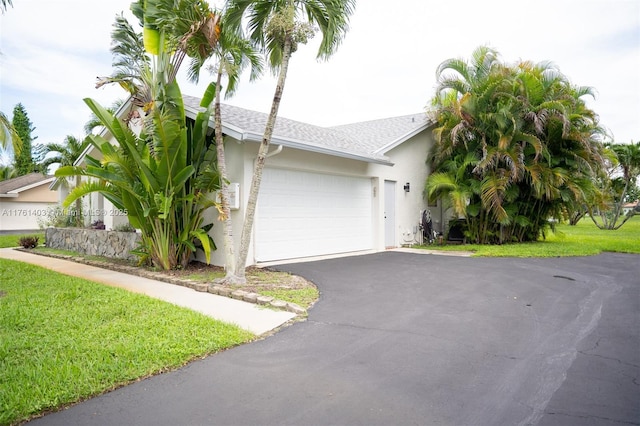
0,173,55,197
182,95,433,166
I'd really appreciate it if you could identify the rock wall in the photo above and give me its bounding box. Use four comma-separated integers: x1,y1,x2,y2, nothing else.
45,228,141,262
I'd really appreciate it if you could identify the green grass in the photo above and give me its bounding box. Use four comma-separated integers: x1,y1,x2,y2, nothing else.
429,215,640,257
0,258,254,425
260,287,320,308
0,233,44,249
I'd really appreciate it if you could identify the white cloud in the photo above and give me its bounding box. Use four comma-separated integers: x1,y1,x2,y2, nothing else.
1,0,638,147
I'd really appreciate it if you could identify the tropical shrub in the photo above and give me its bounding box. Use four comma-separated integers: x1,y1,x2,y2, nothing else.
18,235,39,249
426,46,606,244
55,0,222,270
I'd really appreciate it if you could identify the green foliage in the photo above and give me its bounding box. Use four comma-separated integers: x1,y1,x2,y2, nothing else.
11,103,38,175
0,258,253,425
57,84,221,270
587,141,640,229
426,46,605,244
112,222,137,232
0,164,17,181
434,216,640,256
17,235,39,249
0,111,22,158
36,205,81,229
56,1,224,270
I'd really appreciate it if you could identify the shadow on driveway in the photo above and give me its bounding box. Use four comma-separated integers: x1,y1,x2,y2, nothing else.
30,252,639,426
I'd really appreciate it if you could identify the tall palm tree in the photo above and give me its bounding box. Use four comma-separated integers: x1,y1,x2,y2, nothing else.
210,19,263,281
226,0,356,280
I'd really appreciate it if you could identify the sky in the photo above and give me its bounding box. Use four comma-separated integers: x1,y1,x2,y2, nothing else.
1,0,639,161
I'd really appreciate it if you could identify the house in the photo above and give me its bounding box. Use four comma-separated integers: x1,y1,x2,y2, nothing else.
76,96,442,266
0,173,57,232
622,201,639,215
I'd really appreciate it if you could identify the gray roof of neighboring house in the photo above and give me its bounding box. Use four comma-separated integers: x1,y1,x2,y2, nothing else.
182,95,434,166
0,173,55,196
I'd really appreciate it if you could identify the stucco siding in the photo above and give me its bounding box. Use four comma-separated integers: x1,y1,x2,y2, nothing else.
0,200,57,231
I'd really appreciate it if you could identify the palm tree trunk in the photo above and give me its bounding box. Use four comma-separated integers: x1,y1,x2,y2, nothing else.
74,175,83,227
213,65,238,281
234,36,293,279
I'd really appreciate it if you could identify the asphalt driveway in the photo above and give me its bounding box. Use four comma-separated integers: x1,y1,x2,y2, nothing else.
29,251,639,425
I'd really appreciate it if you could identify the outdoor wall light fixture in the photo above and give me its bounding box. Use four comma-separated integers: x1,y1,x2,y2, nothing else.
404,182,410,192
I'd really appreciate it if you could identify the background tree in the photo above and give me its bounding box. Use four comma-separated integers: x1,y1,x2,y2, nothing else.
588,140,640,229
11,103,39,175
38,135,89,226
426,46,605,244
226,0,356,282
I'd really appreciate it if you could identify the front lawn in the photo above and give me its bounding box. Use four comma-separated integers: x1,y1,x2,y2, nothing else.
0,233,44,249
0,258,254,425
430,215,640,257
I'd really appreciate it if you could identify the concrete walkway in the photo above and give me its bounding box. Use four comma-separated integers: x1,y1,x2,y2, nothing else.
0,248,296,335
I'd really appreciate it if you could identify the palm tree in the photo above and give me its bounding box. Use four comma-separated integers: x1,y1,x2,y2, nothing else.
0,111,21,161
0,164,17,181
428,46,605,243
589,141,640,229
1,0,12,13
226,0,356,280
209,19,263,282
39,135,89,226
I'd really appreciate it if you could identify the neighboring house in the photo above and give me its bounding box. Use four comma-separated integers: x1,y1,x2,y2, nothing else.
74,96,442,266
622,201,639,215
0,173,57,232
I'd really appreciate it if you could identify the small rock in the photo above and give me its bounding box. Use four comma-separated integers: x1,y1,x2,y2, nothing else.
270,299,287,309
286,302,306,315
256,295,274,305
243,292,259,303
208,284,225,295
231,289,249,300
192,282,208,292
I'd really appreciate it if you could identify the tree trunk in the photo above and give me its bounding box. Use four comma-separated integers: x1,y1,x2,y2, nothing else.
74,175,83,227
213,65,238,282
234,36,293,280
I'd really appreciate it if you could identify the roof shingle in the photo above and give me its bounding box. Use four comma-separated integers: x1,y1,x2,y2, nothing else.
182,95,433,165
0,173,54,194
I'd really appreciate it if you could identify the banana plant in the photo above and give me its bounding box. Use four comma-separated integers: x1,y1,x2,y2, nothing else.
56,83,220,269
56,0,222,270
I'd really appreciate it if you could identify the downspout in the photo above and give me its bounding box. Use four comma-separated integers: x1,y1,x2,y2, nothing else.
266,144,284,158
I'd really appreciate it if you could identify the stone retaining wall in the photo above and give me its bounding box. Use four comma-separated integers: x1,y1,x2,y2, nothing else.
45,228,141,262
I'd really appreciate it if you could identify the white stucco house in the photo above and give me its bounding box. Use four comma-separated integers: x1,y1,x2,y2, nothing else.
0,173,58,232
75,95,445,266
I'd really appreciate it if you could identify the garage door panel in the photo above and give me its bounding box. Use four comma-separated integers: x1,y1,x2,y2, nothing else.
256,169,372,262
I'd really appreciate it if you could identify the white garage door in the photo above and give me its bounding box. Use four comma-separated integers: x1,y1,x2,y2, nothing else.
255,168,373,262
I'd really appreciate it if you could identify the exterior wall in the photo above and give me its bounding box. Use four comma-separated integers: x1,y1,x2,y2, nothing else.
0,185,59,231
367,130,437,248
202,138,378,267
0,200,58,231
